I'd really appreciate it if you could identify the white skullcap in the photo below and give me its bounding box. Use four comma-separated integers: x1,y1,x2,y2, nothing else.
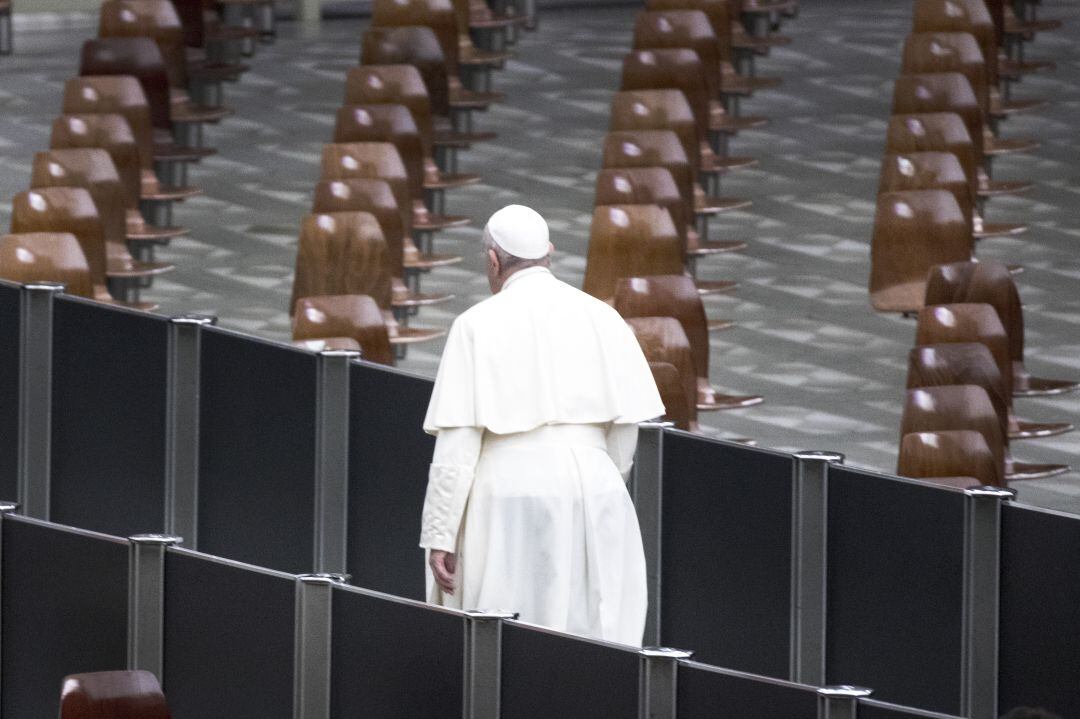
483,204,550,260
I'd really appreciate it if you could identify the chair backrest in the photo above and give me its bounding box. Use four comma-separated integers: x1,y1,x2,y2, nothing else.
886,113,979,195
900,384,1007,475
99,0,191,90
30,149,130,252
924,260,1023,362
311,178,408,280
901,31,989,115
609,89,702,175
371,0,461,77
892,72,985,160
601,130,696,209
79,37,174,131
915,302,1013,397
290,211,393,313
632,10,723,100
343,65,439,140
51,114,143,209
360,27,451,116
0,232,96,299
877,152,975,233
613,274,710,381
869,189,971,313
333,104,431,198
649,360,696,431
62,76,157,173
583,204,684,300
906,342,1010,435
912,0,1000,86
59,670,171,719
645,0,736,62
10,188,110,291
292,294,395,366
626,316,697,425
898,429,1003,487
594,166,691,246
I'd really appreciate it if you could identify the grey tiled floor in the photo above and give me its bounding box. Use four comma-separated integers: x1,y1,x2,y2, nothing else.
2,1,1080,511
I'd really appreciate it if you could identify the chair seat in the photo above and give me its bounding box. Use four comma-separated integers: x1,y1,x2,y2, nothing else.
990,96,1047,116
740,0,797,15
701,155,759,174
432,129,497,147
687,238,749,256
985,136,1039,156
1000,58,1056,77
697,388,764,411
127,222,188,242
388,325,447,344
404,251,463,270
870,280,924,314
1009,419,1074,440
423,172,482,190
449,88,505,109
103,297,159,311
695,195,753,214
172,103,233,123
977,178,1034,197
973,221,1027,239
413,212,472,231
695,279,738,296
459,47,513,66
154,142,215,161
391,290,454,308
708,318,736,332
1006,461,1071,481
1013,372,1080,397
107,259,174,279
142,184,203,202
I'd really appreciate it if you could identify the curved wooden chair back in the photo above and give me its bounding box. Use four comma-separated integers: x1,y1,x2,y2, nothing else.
601,130,696,209
915,302,1012,397
645,0,736,63
51,114,142,209
886,113,979,196
627,316,697,424
901,384,1006,477
0,233,96,299
59,670,171,719
898,429,1003,487
632,10,722,99
609,89,702,172
79,38,174,131
360,27,451,116
99,0,190,91
30,149,130,251
371,0,461,77
907,342,1010,435
649,360,696,431
334,104,431,197
291,212,393,313
901,32,989,115
583,204,684,300
311,178,408,280
10,188,110,292
292,294,395,365
620,49,712,158
614,274,709,381
344,65,439,139
62,76,157,174
170,0,207,48
594,167,691,246
869,189,971,313
892,72,984,161
925,260,1022,363
912,0,1000,86
320,142,415,214
878,152,975,234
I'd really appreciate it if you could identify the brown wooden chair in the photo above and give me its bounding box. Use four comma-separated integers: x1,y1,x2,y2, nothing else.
877,152,1024,240
627,317,699,424
925,260,1078,397
583,205,737,300
372,0,510,75
649,360,697,431
290,211,444,345
869,189,971,314
59,670,171,719
898,429,1003,488
292,337,363,352
614,274,761,410
632,11,726,104
0,233,96,299
292,294,396,365
915,303,1072,439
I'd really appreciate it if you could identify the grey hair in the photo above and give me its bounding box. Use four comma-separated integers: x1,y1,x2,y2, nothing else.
482,229,550,275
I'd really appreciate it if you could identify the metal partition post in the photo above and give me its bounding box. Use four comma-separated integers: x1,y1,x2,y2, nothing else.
128,534,182,679
632,422,672,647
463,610,516,719
0,501,20,710
17,283,64,520
313,350,359,574
818,686,873,719
791,450,845,685
165,316,214,548
961,487,1013,719
294,573,348,719
638,648,693,719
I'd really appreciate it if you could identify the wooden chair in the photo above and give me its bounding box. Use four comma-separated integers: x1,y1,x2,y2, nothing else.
649,360,697,431
0,233,96,299
869,189,971,314
877,152,1024,240
583,204,736,300
614,274,761,409
372,0,510,76
632,11,726,103
897,430,1003,488
59,670,171,719
885,112,1031,198
289,211,444,345
626,317,699,425
925,260,1078,397
292,294,396,365
915,303,1072,439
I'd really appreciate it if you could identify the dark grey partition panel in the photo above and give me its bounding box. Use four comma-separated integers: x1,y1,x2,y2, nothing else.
859,698,964,719
198,327,316,572
500,622,639,719
676,661,817,719
348,361,434,599
331,585,463,718
826,468,965,714
163,548,295,719
660,431,794,677
998,503,1080,718
50,296,169,536
1,516,128,719
0,281,18,500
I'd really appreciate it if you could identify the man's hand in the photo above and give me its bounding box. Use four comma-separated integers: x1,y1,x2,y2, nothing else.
430,550,457,595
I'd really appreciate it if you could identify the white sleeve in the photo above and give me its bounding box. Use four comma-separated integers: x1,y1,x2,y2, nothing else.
605,422,640,482
419,426,484,552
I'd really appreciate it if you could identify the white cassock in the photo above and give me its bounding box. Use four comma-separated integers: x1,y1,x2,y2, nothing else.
420,266,665,646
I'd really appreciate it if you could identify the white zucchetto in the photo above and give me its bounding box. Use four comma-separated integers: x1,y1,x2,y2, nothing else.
483,204,550,260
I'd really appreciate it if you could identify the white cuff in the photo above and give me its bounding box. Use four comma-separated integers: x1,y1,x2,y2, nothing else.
419,463,473,552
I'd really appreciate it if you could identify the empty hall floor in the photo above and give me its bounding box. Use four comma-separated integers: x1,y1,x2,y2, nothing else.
2,0,1079,511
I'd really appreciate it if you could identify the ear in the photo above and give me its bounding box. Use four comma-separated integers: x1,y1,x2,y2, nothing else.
487,248,500,273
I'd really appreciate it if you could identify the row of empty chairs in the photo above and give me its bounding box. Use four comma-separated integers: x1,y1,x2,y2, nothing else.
864,0,1074,486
